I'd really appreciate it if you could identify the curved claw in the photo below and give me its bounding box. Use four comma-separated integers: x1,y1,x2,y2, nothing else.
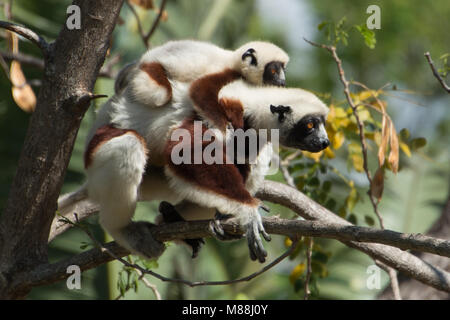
258,218,271,242
246,219,268,263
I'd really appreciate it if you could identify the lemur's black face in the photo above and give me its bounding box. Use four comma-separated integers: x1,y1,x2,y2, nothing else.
263,61,286,87
271,105,330,152
288,114,330,152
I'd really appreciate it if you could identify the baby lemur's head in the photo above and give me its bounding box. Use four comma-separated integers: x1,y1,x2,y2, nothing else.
234,41,289,87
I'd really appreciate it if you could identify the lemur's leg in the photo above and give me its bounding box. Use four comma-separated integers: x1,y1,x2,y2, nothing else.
164,159,271,263
85,125,165,259
126,62,172,107
158,201,207,258
139,168,212,258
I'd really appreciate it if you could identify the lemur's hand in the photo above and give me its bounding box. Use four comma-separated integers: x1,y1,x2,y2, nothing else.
246,208,271,263
209,209,271,263
209,211,243,241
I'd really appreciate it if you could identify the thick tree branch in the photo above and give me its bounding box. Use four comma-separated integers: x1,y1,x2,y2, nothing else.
424,52,450,93
258,181,450,293
52,180,450,292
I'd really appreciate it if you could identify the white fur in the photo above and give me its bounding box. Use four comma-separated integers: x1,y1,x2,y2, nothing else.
122,40,289,108
234,41,289,85
86,132,147,249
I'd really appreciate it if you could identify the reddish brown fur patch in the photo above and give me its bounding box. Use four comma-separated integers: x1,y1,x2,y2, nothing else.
84,125,147,169
165,117,257,205
219,98,244,129
189,69,242,131
140,62,172,102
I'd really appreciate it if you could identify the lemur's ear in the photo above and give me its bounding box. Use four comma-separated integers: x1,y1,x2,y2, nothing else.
270,105,292,122
242,48,257,66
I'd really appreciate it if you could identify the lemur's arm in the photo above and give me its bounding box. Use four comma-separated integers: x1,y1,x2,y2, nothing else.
189,69,244,131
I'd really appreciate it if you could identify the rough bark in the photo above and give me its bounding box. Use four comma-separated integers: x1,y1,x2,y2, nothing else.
0,0,124,299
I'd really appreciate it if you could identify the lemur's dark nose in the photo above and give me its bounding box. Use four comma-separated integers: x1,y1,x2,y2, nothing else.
321,139,330,149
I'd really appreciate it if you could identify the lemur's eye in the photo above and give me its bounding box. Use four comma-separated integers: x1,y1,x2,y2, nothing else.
306,121,314,130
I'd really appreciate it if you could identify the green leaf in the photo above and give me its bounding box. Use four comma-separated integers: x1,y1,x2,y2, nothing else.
364,215,375,226
312,251,329,264
338,205,347,218
348,213,357,225
345,188,358,212
399,128,410,141
140,258,159,270
411,137,427,150
355,24,376,49
325,198,337,211
294,278,305,293
317,21,329,31
307,177,320,187
322,180,332,192
311,261,328,278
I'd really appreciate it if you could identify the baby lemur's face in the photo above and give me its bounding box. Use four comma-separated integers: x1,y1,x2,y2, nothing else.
236,41,289,87
262,61,286,87
241,48,286,87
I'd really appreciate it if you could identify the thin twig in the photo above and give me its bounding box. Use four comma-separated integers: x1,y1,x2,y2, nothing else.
0,50,117,79
127,0,167,49
143,0,168,47
0,50,45,69
136,270,162,300
125,0,146,41
376,260,401,300
303,237,313,300
278,154,296,188
0,21,50,56
424,52,450,93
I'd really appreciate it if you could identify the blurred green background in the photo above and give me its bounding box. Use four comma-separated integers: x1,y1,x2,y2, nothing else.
0,0,449,299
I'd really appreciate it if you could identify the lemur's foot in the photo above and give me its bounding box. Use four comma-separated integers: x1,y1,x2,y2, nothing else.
121,221,166,259
209,211,244,241
158,201,205,258
246,207,271,263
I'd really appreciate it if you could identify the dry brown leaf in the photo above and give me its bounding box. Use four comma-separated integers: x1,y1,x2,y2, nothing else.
388,121,399,174
10,61,36,113
129,0,154,9
371,167,384,202
378,114,389,167
8,32,36,112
